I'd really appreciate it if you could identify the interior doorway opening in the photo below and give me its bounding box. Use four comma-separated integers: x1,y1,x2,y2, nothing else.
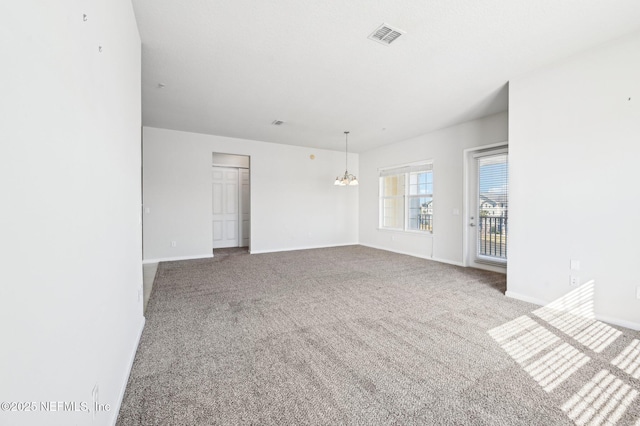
212,153,250,252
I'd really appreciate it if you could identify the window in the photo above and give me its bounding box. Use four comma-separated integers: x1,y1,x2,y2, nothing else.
476,152,508,261
380,174,405,229
379,163,433,232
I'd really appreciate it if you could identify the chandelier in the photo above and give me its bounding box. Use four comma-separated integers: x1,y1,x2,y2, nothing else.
334,131,358,186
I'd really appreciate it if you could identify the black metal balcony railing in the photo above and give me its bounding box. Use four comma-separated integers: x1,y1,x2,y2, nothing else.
417,214,433,231
415,214,507,258
479,216,507,258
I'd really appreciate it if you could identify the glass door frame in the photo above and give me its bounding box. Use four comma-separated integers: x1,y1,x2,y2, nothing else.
462,142,508,273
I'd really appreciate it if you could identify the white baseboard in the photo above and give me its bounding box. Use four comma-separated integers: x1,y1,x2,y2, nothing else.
468,262,507,274
506,291,640,332
431,257,464,267
249,242,358,255
359,243,467,267
110,315,145,425
359,243,432,261
505,290,547,307
142,253,213,264
595,314,640,331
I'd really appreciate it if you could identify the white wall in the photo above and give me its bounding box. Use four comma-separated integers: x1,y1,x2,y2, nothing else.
143,127,359,260
359,112,508,264
212,152,250,168
508,31,640,329
0,1,143,425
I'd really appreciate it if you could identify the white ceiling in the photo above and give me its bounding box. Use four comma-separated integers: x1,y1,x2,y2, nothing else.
132,0,640,152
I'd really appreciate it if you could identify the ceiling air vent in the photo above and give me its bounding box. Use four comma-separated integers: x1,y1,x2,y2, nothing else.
368,23,405,46
271,120,285,126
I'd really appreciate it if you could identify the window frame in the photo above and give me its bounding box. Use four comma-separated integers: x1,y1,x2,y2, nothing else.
378,161,433,234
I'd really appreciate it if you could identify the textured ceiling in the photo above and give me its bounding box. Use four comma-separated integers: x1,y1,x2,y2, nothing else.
132,0,640,152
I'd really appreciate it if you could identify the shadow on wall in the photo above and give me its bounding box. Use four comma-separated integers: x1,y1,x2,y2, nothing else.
488,281,640,425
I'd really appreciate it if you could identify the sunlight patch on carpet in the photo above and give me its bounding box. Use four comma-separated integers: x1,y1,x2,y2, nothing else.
489,280,639,425
532,281,621,353
611,339,640,380
524,342,590,392
488,316,559,364
561,369,638,426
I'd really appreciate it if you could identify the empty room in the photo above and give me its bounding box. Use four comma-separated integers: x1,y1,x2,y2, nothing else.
2,1,640,425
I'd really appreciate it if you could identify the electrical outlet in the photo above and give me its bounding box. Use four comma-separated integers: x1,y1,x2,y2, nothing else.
170,241,177,248
570,276,580,287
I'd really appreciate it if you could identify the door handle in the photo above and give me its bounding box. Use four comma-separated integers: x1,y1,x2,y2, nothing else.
469,223,476,227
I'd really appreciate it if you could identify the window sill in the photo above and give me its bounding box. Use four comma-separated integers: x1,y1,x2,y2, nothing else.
377,228,434,236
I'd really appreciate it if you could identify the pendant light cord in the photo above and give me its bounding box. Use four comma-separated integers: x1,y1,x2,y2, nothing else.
344,131,349,173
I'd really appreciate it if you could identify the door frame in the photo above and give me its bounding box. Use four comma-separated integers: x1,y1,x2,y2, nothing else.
212,153,251,252
238,168,250,248
462,141,508,273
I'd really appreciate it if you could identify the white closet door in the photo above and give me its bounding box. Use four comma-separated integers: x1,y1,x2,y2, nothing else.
212,167,239,248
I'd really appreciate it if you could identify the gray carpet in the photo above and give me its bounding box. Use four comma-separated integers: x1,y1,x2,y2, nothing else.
117,246,640,425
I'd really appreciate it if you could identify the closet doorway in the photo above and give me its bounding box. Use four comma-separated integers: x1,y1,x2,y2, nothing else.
212,153,250,249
